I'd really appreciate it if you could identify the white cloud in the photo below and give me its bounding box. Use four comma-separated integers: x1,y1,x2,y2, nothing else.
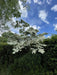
33,0,52,5
11,28,19,34
47,36,51,38
18,0,28,17
25,25,41,31
27,0,31,4
31,25,38,29
51,5,57,12
55,17,57,19
38,26,41,30
5,21,19,34
11,17,16,23
38,10,49,24
47,0,52,4
11,17,16,25
30,25,41,30
53,24,57,31
33,0,42,5
33,0,38,3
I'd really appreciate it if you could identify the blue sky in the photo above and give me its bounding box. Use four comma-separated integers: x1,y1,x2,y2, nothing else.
9,0,57,38
19,0,57,37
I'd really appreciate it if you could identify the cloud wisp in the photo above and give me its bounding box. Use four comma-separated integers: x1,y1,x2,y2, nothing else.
31,25,41,30
53,24,57,31
27,0,31,4
33,0,52,5
25,25,41,32
51,5,57,12
33,0,42,5
18,0,28,18
47,0,52,4
38,10,49,24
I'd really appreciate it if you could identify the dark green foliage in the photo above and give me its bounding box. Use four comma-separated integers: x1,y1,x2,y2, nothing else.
42,35,57,71
0,0,20,20
8,52,42,75
0,34,57,75
0,36,7,42
0,43,14,65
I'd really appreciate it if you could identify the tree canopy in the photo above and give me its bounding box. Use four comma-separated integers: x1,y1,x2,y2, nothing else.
0,0,47,54
7,21,46,54
0,0,27,21
0,0,27,33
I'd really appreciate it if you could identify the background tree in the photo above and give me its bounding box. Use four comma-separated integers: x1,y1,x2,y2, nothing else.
0,0,27,21
42,35,57,71
0,0,27,33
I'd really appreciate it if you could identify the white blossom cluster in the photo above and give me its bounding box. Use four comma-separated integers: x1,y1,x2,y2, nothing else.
7,26,46,54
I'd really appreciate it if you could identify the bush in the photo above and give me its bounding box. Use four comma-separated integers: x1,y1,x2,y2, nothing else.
0,43,14,66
